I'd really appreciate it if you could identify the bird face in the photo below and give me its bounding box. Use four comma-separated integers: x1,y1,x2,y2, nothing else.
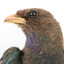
4,8,53,33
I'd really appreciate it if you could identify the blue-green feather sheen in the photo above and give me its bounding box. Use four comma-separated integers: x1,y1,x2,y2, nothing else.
26,31,54,64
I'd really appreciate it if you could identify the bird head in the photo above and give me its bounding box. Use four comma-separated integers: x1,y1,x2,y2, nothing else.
4,8,54,34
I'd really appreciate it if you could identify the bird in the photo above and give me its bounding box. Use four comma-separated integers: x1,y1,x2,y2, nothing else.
4,8,64,64
0,47,24,64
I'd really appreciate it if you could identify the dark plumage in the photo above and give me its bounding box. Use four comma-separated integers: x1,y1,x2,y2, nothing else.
0,47,24,64
4,8,64,64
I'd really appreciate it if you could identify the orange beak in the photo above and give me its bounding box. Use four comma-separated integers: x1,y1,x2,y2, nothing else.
4,14,26,24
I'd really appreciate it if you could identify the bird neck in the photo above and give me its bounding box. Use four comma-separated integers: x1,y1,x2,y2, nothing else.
23,27,63,64
24,28,63,55
24,27,52,54
26,31,42,54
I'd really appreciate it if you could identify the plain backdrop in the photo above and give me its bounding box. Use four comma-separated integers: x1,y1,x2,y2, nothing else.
0,0,64,57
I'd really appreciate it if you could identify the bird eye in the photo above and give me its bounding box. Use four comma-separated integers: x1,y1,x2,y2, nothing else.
30,11,36,18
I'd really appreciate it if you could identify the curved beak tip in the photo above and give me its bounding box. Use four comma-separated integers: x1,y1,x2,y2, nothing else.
4,19,7,22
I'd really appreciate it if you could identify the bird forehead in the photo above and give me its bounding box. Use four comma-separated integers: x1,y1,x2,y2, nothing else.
16,8,43,15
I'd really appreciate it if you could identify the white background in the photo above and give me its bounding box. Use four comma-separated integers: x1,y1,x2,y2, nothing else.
0,0,64,57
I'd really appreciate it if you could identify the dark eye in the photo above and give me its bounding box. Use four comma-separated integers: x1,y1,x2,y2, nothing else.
30,11,36,18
